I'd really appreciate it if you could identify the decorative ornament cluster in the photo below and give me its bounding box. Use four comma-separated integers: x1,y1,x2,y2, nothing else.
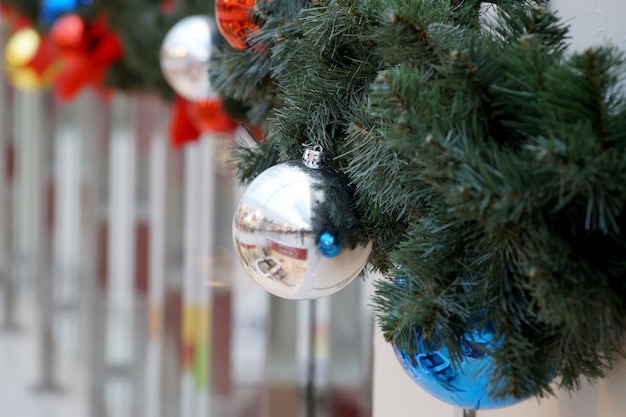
208,0,626,410
1,0,256,146
159,14,240,142
4,25,59,90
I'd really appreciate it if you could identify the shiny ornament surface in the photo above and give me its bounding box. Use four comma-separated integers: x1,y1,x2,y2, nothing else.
41,0,80,25
318,232,341,258
160,16,221,101
393,325,550,410
233,149,372,300
4,28,58,90
5,28,41,67
49,13,85,51
215,0,259,50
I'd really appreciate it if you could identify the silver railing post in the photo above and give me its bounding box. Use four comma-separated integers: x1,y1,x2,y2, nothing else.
52,93,82,359
131,95,159,417
145,97,170,417
106,93,137,417
179,133,216,417
77,89,109,417
14,87,59,390
0,14,17,331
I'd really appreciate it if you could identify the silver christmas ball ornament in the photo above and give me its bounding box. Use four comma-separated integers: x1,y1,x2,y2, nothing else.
160,15,221,101
233,146,372,300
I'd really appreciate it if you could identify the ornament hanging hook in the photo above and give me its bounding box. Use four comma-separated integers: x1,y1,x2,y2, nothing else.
302,143,325,169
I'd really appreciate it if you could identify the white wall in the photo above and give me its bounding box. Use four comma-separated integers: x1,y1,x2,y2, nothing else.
550,0,626,52
373,1,626,416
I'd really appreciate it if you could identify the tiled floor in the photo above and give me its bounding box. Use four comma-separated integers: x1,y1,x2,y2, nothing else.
0,308,88,417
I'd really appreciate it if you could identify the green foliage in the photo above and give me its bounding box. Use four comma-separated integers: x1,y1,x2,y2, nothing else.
92,0,212,98
2,0,40,24
210,0,626,402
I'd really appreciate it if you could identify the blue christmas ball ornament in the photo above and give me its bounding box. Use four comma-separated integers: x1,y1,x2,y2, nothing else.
318,232,342,258
41,0,90,25
393,325,547,410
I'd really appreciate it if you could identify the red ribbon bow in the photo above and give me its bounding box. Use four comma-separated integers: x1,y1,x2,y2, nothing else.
49,14,124,101
170,97,243,147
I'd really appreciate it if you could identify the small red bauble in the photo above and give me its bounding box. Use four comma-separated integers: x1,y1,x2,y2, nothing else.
215,0,259,50
49,13,85,52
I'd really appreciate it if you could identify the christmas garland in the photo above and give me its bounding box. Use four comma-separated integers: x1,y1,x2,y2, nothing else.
209,0,626,406
2,0,210,98
1,0,256,144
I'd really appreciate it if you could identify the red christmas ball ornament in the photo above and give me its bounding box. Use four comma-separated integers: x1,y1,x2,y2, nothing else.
215,0,259,50
48,14,124,100
49,13,85,53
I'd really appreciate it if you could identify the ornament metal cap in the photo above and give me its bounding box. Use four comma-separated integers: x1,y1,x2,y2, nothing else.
302,144,325,169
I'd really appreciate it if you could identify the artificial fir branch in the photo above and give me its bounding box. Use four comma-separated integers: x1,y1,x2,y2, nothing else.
211,0,626,401
3,0,40,24
232,139,281,184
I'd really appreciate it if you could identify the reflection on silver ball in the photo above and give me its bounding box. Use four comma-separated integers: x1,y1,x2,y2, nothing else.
233,160,372,300
160,15,221,101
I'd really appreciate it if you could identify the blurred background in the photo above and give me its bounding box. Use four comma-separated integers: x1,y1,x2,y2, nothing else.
7,2,626,417
0,15,375,417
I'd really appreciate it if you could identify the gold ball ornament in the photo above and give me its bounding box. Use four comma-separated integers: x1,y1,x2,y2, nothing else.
4,27,59,90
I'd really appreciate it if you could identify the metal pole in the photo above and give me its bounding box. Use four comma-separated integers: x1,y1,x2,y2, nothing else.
306,300,317,417
130,95,152,417
463,410,476,417
197,134,216,417
14,88,60,391
180,134,216,417
53,93,82,356
267,298,298,417
107,93,137,417
145,98,169,417
36,92,59,392
298,298,322,417
358,279,375,417
160,136,184,417
0,15,17,331
77,89,109,417
180,142,200,417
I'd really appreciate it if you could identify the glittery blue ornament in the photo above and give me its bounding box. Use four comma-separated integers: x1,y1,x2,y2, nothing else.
318,232,342,258
393,325,546,410
41,0,89,26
